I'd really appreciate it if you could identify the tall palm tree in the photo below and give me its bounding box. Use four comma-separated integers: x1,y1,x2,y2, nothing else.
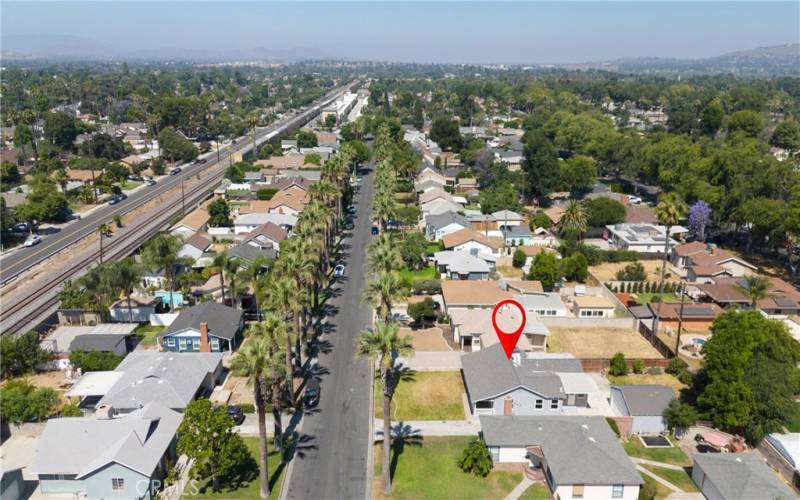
249,315,289,454
736,275,772,308
248,114,259,156
368,234,403,274
141,234,183,312
231,337,271,499
560,199,587,242
111,258,141,323
652,193,686,338
244,256,270,319
97,223,110,264
363,271,407,322
223,256,243,308
358,321,414,496
265,276,299,398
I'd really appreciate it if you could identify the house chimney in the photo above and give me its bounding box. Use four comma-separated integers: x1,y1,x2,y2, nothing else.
199,322,211,352
503,396,513,416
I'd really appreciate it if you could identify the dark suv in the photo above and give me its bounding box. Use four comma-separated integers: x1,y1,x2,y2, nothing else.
304,379,321,408
227,405,245,425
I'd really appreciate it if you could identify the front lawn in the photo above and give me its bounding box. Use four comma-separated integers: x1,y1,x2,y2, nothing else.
641,474,672,499
374,436,522,500
642,465,698,492
134,324,165,346
184,437,285,499
518,483,552,500
119,180,142,191
375,371,465,421
634,293,682,305
399,266,438,285
623,436,691,467
426,241,444,255
608,373,686,393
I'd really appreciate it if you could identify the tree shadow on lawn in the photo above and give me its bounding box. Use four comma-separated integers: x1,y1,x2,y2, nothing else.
388,422,424,480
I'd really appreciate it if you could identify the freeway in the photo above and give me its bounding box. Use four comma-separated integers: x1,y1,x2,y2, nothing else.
285,163,375,500
0,82,356,285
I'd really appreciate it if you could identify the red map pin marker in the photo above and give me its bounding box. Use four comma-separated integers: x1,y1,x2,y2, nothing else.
491,299,527,359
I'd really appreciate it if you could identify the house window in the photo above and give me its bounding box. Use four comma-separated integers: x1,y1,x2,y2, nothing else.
211,339,220,351
550,399,559,409
167,338,176,347
178,339,187,351
112,478,125,490
573,484,584,498
612,485,624,498
535,399,543,409
193,339,201,351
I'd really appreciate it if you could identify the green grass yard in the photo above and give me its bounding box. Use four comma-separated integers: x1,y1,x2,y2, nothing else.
375,371,465,421
119,180,142,191
399,266,438,285
134,324,165,346
623,436,691,466
641,474,672,499
642,465,698,492
517,483,552,500
634,293,682,305
183,437,285,499
373,436,522,500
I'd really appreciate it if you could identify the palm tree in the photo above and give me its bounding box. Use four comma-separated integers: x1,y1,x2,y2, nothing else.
560,199,587,242
248,114,259,156
652,193,686,337
111,258,141,323
358,321,414,496
54,168,69,194
363,271,407,322
231,337,271,498
368,234,403,274
736,275,772,308
141,234,183,312
244,256,270,319
223,256,242,308
249,315,289,454
97,223,110,264
265,276,299,398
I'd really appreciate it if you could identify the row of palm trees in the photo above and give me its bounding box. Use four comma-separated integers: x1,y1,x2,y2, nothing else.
358,130,415,496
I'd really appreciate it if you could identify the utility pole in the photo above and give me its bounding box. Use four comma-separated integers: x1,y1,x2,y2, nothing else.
181,179,185,216
216,136,221,164
674,280,687,357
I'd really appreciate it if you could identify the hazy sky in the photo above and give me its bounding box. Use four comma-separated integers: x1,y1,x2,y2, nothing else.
2,1,798,64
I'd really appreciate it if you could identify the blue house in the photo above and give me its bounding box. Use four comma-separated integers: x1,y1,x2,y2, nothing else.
158,302,244,353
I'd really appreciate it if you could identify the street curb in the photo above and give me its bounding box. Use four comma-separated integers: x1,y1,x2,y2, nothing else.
366,357,376,500
278,411,301,500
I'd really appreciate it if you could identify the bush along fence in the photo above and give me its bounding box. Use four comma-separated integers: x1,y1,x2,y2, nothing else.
603,281,681,296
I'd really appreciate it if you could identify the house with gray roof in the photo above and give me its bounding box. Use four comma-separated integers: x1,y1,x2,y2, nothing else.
159,302,244,353
425,212,471,240
692,453,796,500
480,415,642,500
69,334,129,356
433,250,492,280
462,345,597,416
503,225,533,246
94,351,223,412
610,385,674,434
32,402,182,500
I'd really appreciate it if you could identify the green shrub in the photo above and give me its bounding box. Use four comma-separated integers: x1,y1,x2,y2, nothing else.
616,262,646,282
408,297,437,327
457,438,493,477
633,359,646,374
412,279,442,295
238,403,256,414
0,380,59,425
609,352,628,376
69,351,124,371
663,399,698,430
60,403,83,417
647,367,663,375
256,188,278,200
605,417,621,438
639,477,658,500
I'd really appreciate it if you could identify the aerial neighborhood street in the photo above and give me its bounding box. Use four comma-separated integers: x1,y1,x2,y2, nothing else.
1,3,800,500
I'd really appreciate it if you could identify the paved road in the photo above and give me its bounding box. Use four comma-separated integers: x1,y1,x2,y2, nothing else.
286,165,375,500
0,84,355,284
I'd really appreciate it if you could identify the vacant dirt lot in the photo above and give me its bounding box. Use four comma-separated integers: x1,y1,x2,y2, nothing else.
401,327,452,351
589,260,670,282
548,326,662,359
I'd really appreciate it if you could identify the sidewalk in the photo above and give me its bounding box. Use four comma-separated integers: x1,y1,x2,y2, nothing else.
372,418,480,438
504,477,535,500
235,412,296,436
397,351,461,371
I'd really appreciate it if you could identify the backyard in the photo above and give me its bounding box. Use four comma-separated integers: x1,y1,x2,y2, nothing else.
399,266,438,284
589,260,668,282
642,465,698,492
375,371,465,421
608,373,686,393
183,437,285,499
400,327,451,351
623,435,692,467
547,327,663,359
496,265,525,279
518,483,552,499
633,293,682,305
373,436,522,500
133,324,165,347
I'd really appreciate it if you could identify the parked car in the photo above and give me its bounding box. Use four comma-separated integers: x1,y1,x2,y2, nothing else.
227,405,245,425
628,195,643,204
345,221,354,230
197,158,207,165
145,179,157,186
304,379,320,408
23,235,42,247
108,195,121,205
333,264,345,278
13,222,35,233
371,226,380,235
127,174,144,181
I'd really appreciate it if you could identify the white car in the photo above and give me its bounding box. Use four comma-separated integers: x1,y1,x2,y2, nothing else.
23,235,42,247
628,195,643,204
333,264,345,278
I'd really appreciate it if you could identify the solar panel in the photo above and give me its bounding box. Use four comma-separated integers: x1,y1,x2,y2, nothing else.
774,297,798,308
682,307,715,317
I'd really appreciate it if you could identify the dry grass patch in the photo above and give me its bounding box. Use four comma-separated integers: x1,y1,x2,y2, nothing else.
609,373,686,393
547,327,662,359
400,327,451,351
375,371,465,420
589,260,669,282
496,265,525,279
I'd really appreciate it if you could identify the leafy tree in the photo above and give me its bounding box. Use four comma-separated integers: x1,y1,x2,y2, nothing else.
512,249,527,268
69,351,124,371
304,152,322,166
699,100,724,136
1,162,21,186
663,399,698,430
609,352,628,376
0,380,59,425
44,112,79,149
770,119,800,151
177,399,255,492
727,110,764,138
79,133,128,160
560,155,597,194
530,212,552,230
522,133,560,200
208,198,231,227
615,262,646,282
295,129,317,148
399,232,428,271
429,118,463,151
408,297,437,327
141,234,184,311
15,177,70,223
324,113,337,130
527,252,560,290
560,252,588,282
584,197,626,227
457,438,493,477
0,331,53,379
158,127,198,163
479,182,521,214
60,403,83,417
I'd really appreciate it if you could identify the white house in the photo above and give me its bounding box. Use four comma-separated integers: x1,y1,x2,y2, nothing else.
442,228,504,257
571,295,616,318
516,293,569,317
604,223,685,253
609,385,674,434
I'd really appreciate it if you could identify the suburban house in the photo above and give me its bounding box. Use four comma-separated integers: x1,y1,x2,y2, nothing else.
529,227,559,247
41,323,138,360
517,293,569,317
695,277,800,317
461,345,597,415
415,178,445,193
170,208,210,238
502,280,544,295
240,221,287,250
421,198,463,217
691,453,796,500
159,302,244,353
670,242,756,283
433,250,492,280
265,186,309,215
177,232,212,261
456,176,477,193
70,334,129,356
632,303,723,334
467,212,497,232
543,206,565,226
414,166,446,188
233,212,298,235
503,225,533,246
425,211,471,241
450,309,549,352
109,296,161,322
571,295,616,318
419,187,454,206
609,385,674,434
442,228,504,256
32,402,182,500
480,415,642,500
763,433,800,489
66,351,223,412
492,210,525,227
604,223,684,254
441,280,513,311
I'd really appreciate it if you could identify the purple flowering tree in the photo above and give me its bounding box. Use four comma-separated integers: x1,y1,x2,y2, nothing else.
688,201,712,241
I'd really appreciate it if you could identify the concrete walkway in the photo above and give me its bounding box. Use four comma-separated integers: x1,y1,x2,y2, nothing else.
373,418,480,438
397,351,461,371
636,465,682,493
504,476,535,500
631,457,687,471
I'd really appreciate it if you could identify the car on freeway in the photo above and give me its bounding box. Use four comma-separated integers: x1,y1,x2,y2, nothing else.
227,405,246,425
108,195,122,205
304,379,321,408
23,235,42,247
197,158,207,164
333,264,345,278
170,167,182,175
145,179,157,186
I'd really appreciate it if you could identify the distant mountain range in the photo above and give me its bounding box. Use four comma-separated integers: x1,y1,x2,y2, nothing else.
2,35,798,76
